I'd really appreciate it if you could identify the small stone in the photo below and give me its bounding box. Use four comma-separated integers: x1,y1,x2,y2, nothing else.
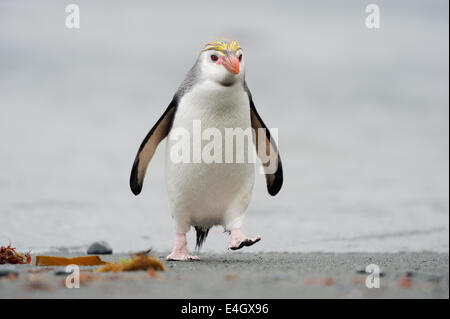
355,266,385,277
323,277,335,286
147,268,157,278
225,274,237,280
398,276,412,288
352,275,365,284
87,241,113,255
0,268,19,277
54,269,74,276
426,274,442,283
306,277,335,286
273,272,289,280
355,267,367,274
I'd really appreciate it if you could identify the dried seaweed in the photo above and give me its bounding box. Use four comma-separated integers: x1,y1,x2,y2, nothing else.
95,250,165,273
0,243,31,264
35,255,109,266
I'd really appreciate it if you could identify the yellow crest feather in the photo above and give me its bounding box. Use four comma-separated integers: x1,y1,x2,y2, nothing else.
202,39,242,54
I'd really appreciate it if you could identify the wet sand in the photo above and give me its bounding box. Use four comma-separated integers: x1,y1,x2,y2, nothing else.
1,252,448,298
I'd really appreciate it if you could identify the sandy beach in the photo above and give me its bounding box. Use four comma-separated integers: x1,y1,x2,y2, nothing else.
0,251,448,299
0,1,448,301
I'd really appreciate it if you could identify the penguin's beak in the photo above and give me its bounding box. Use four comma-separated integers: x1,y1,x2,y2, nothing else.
220,54,240,75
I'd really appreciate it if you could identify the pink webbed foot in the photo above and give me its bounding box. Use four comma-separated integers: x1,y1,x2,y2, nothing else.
166,233,200,261
228,228,261,250
166,250,200,261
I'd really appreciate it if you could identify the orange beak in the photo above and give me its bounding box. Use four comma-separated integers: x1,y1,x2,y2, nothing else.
220,54,240,74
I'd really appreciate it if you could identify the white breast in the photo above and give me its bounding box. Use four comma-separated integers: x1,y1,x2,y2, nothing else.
164,80,255,231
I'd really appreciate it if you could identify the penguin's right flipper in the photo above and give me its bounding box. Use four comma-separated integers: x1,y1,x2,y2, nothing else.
130,98,177,195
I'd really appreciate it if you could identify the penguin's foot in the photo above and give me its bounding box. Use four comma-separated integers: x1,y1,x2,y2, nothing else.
228,228,261,250
166,233,200,261
166,249,200,261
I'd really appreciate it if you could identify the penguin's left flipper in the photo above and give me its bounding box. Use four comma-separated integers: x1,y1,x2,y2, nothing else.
246,87,283,196
130,97,177,195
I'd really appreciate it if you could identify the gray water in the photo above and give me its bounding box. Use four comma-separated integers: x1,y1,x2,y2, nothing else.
0,0,448,253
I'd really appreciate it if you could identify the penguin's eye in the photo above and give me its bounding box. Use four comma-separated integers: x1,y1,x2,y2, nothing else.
211,55,218,62
238,54,242,62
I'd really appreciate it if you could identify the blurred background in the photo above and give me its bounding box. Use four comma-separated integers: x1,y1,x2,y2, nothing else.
0,0,448,254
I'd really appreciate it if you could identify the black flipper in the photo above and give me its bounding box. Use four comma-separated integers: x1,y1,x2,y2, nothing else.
245,85,283,196
130,97,178,195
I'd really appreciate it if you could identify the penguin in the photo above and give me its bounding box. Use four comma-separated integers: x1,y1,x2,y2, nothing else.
130,39,283,261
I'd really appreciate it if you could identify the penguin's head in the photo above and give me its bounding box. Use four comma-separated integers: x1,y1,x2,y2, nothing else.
197,39,245,86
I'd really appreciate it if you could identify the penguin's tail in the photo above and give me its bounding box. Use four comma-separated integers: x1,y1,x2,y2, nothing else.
194,226,210,252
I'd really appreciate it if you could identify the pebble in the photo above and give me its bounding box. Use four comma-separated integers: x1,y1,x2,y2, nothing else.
426,274,442,283
398,276,412,288
405,271,441,283
273,272,289,280
87,241,113,255
226,274,238,280
0,268,19,277
355,267,367,274
54,269,74,276
355,266,385,277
